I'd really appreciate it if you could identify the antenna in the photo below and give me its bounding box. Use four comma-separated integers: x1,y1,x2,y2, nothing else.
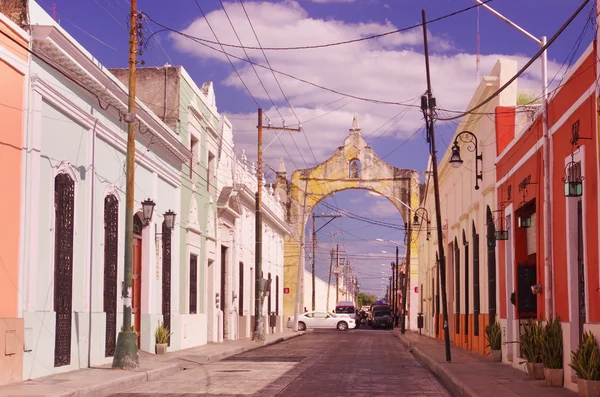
476,6,480,86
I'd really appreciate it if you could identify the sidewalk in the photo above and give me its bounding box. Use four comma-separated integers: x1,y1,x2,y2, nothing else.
0,330,302,397
394,330,576,397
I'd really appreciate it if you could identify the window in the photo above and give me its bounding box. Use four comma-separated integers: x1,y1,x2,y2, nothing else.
103,194,119,357
207,151,215,192
190,136,199,180
454,237,460,334
162,221,173,345
189,254,198,314
486,207,497,324
267,273,272,314
463,230,469,336
239,262,244,316
276,275,280,315
54,173,75,367
473,222,480,337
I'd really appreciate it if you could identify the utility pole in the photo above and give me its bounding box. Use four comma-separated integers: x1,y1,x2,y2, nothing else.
326,248,334,312
421,9,451,362
311,214,340,311
113,0,139,369
395,245,400,326
254,109,300,342
335,244,339,303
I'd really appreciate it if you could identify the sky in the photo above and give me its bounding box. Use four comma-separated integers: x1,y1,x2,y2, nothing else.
39,0,596,296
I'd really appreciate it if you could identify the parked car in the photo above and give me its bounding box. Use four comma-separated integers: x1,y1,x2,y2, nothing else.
286,311,356,331
371,306,393,329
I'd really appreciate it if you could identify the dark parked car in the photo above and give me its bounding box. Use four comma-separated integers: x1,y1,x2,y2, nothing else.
371,306,393,329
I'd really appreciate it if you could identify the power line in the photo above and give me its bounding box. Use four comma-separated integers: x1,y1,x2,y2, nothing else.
145,0,494,51
438,0,591,121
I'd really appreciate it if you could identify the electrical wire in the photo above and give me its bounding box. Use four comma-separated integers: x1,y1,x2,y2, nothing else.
144,0,494,52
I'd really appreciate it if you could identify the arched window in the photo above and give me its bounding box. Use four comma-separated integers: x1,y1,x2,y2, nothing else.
472,221,480,336
349,159,361,178
486,207,497,324
268,272,272,314
435,252,440,336
54,173,75,367
463,229,469,336
454,237,460,334
276,275,280,315
103,194,119,357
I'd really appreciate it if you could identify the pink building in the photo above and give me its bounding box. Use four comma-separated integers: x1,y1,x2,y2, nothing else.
0,10,28,385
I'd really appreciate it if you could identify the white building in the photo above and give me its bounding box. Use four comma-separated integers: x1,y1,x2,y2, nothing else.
211,119,289,341
20,4,190,379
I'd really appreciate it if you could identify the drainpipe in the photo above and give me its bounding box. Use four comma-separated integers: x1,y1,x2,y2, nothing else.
88,118,98,367
163,65,169,121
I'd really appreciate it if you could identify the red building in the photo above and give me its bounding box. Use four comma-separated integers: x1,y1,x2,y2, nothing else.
494,42,599,391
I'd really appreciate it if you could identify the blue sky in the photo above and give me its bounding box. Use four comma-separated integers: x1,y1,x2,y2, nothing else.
38,0,596,296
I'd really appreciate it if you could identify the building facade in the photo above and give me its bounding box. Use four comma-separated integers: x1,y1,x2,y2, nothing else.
110,66,221,349
495,43,599,392
0,9,28,386
417,59,519,354
20,3,190,379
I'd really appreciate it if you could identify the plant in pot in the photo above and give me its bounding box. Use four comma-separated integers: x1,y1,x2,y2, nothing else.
569,331,600,397
541,317,563,387
519,320,545,380
155,321,172,355
485,322,502,362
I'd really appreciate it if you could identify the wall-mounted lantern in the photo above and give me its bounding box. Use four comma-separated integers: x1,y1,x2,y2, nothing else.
516,181,534,229
493,203,509,241
412,207,431,241
562,119,586,197
163,210,177,230
448,130,483,190
141,198,156,226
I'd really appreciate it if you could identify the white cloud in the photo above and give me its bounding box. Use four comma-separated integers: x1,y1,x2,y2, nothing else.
170,1,558,171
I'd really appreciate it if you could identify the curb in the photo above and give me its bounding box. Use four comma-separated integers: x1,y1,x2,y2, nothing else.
396,334,479,397
44,332,304,397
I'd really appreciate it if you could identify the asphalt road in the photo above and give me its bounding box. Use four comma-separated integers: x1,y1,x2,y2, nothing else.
111,327,451,397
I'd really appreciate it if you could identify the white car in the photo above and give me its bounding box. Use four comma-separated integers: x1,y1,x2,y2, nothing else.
287,311,356,331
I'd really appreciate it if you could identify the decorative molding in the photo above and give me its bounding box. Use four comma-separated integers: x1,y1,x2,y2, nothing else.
481,185,495,197
459,213,469,222
450,222,460,231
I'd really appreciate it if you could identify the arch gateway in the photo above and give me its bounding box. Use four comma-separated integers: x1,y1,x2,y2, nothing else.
274,114,421,329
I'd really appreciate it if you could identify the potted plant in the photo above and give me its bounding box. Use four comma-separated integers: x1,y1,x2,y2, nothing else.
520,320,545,380
485,322,502,362
155,321,172,355
569,331,600,397
541,317,563,387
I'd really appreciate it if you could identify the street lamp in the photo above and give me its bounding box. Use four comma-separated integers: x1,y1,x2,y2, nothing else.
448,131,483,190
163,210,177,230
412,207,431,240
141,198,156,226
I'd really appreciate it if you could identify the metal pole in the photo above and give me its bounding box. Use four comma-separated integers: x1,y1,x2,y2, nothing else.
422,9,451,361
401,220,411,333
335,244,339,303
326,248,333,312
395,245,400,326
293,179,309,331
253,109,265,342
312,214,316,311
113,0,139,369
540,36,553,320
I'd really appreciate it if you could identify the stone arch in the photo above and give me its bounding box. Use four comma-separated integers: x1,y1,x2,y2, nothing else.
281,114,420,322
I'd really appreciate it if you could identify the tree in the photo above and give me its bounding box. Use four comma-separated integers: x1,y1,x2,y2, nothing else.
357,292,377,308
517,91,541,106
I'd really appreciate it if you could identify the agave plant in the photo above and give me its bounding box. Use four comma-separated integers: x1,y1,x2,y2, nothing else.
155,321,172,344
569,331,600,381
519,320,544,364
485,322,502,351
541,317,563,369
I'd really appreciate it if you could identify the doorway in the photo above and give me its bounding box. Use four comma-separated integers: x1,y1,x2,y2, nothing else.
132,214,143,348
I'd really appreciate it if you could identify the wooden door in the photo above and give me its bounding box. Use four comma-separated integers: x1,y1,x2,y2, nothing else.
132,237,142,347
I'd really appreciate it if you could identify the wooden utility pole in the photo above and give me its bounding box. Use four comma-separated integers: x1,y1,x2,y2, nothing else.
401,219,411,334
311,214,340,310
394,245,400,326
421,9,451,362
254,109,300,341
113,0,139,369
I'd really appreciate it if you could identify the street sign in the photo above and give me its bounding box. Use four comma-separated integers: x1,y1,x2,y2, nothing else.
284,287,290,294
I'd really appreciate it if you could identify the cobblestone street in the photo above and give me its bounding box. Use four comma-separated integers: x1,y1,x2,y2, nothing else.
110,329,451,397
